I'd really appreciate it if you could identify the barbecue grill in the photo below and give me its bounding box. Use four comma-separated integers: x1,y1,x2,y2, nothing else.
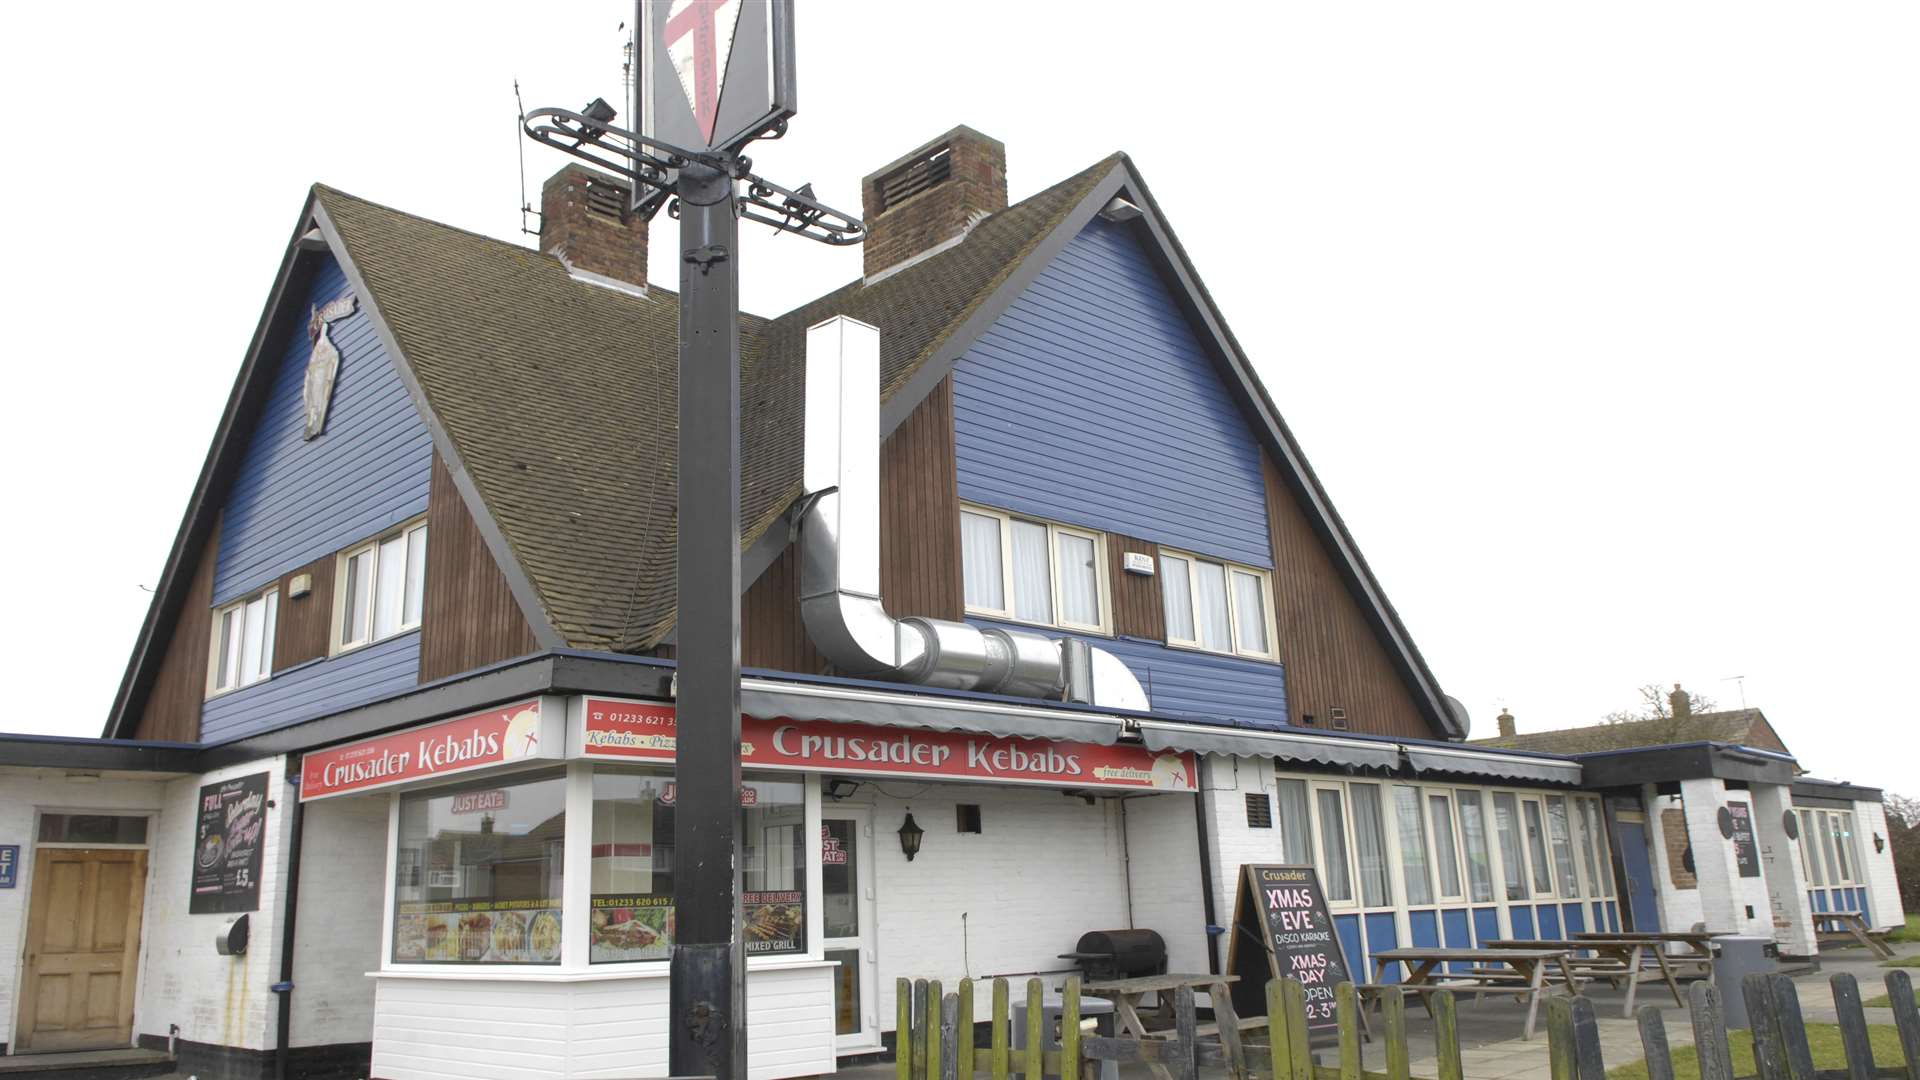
1058,928,1167,982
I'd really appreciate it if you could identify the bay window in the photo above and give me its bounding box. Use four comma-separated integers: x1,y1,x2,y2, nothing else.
960,505,1109,634
336,519,428,652
392,770,566,965
208,586,278,696
1159,549,1275,659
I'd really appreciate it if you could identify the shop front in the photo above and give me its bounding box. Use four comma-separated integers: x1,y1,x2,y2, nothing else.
293,692,1200,1080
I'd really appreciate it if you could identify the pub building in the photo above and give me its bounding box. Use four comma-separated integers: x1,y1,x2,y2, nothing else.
0,130,1902,1080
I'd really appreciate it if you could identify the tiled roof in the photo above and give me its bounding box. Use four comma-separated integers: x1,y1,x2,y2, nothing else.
316,155,1119,651
1469,708,1787,756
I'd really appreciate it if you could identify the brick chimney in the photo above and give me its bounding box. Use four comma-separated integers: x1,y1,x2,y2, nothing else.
1496,709,1516,738
860,126,1007,280
1669,683,1691,720
541,164,647,290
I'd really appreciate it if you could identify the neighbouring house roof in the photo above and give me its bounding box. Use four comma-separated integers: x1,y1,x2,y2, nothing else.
1471,708,1795,759
106,149,1467,740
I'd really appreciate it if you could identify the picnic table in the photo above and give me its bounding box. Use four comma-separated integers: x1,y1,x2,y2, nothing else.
1486,937,1685,1015
1812,911,1895,959
1574,930,1723,979
1082,973,1252,1080
1369,947,1578,1041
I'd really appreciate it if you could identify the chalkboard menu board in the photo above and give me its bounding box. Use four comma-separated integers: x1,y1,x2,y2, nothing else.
1727,800,1761,878
190,772,269,914
1226,864,1354,1042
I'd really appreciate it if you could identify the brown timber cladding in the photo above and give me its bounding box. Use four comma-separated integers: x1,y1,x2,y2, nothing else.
1261,454,1434,739
274,553,334,669
131,520,220,742
742,377,962,671
418,455,540,683
1107,534,1165,642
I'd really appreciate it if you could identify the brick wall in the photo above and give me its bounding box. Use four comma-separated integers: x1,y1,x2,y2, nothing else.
289,794,389,1047
540,165,648,288
1121,792,1208,974
1661,807,1698,889
861,126,1008,279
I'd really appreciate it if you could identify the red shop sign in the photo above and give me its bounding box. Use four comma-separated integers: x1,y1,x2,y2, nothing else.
300,698,557,801
578,697,1197,793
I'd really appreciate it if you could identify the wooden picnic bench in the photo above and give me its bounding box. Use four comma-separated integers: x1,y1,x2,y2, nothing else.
1369,946,1579,1041
1485,936,1686,1015
1812,910,1896,959
1574,929,1723,980
1082,973,1258,1080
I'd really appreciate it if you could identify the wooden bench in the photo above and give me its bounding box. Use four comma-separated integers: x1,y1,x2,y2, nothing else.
1813,911,1895,960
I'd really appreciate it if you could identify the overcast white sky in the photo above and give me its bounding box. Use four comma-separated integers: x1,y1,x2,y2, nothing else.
1,3,1914,791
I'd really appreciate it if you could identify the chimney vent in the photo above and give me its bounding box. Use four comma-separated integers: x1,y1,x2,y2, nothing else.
1670,683,1692,720
1497,709,1516,738
861,126,1007,281
540,164,648,292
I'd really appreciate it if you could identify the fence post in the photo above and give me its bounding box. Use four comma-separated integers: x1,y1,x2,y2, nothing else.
1743,973,1790,1080
1688,981,1736,1080
958,979,976,1080
1547,997,1578,1080
1279,978,1313,1080
1829,973,1876,1080
900,979,915,1080
942,992,960,1080
1885,970,1920,1080
1172,986,1199,1080
929,980,945,1080
990,978,1010,1080
1337,982,1361,1080
1383,986,1410,1080
915,979,931,1080
1025,978,1045,1080
1062,977,1082,1080
1636,1005,1677,1080
1432,990,1463,1080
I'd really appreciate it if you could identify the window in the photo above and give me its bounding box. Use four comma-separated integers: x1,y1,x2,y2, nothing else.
1829,812,1855,883
1393,786,1434,905
960,505,1108,633
392,770,566,965
38,814,149,845
1522,798,1555,896
1457,790,1495,903
1546,796,1580,898
1797,809,1825,886
1575,799,1611,898
1274,778,1313,865
1315,785,1354,903
1158,550,1274,659
1492,792,1529,901
336,520,428,651
1349,783,1393,907
209,586,278,695
587,771,808,962
1428,793,1464,900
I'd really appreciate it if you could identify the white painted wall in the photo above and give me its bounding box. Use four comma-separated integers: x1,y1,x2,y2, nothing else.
290,792,388,1048
1856,800,1906,932
1646,789,1707,935
370,963,837,1080
1749,784,1816,956
0,769,169,1051
136,756,290,1053
1121,792,1208,975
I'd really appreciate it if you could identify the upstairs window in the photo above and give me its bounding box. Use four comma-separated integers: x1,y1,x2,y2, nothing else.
335,520,428,653
1158,550,1275,659
208,586,278,696
960,505,1109,634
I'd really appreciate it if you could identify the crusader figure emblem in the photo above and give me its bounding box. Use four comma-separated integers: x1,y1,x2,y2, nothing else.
302,294,357,440
664,0,743,143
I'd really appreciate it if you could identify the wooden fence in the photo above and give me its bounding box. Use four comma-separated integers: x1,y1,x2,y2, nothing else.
893,969,1920,1080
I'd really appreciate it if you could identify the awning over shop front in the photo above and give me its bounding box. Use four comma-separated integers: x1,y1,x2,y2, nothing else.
1403,744,1583,785
740,676,1126,746
1134,720,1403,771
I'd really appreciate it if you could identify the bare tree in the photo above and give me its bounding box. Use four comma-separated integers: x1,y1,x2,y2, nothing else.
1600,683,1719,743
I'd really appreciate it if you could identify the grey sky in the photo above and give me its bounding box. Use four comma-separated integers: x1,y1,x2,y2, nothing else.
2,2,1913,791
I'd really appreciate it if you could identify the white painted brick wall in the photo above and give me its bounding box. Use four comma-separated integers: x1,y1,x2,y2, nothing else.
1120,791,1207,974
0,771,169,1050
862,780,1138,1027
1856,800,1906,932
1648,789,1707,934
291,792,389,1048
1750,783,1816,955
137,756,290,1053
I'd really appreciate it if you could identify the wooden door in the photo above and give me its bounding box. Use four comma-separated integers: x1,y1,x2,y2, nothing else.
17,848,147,1052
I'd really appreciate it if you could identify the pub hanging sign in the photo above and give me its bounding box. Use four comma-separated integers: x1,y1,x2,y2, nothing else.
190,772,270,914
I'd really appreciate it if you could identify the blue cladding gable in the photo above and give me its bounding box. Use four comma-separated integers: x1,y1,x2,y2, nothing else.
200,632,421,744
952,217,1273,568
213,255,433,605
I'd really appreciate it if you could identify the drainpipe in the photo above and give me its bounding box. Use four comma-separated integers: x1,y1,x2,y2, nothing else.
1192,757,1221,975
272,760,307,1080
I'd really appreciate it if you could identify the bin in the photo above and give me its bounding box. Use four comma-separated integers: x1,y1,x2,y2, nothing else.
1013,997,1117,1080
1712,935,1776,1028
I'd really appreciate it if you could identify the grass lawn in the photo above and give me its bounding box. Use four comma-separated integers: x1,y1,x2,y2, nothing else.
1604,1024,1908,1080
1863,985,1919,1008
1888,914,1920,943
1881,955,1920,968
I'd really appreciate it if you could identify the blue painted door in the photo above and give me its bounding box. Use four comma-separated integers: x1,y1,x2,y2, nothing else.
1612,810,1661,932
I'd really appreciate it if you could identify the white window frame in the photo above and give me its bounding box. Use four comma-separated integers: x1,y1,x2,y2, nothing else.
206,584,279,698
1157,548,1278,660
959,504,1112,635
332,518,429,655
1424,787,1468,903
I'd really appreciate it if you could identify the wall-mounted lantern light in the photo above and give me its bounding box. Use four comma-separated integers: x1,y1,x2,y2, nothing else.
1874,832,1886,854
898,811,924,861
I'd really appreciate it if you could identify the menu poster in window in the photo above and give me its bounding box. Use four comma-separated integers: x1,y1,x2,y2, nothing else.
591,895,673,961
743,890,805,953
393,899,563,963
190,772,269,914
1727,801,1761,878
1226,864,1353,1044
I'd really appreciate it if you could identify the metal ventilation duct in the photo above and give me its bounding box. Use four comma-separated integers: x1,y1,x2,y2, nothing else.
798,317,1150,711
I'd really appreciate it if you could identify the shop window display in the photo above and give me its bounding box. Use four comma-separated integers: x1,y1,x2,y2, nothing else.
392,770,566,965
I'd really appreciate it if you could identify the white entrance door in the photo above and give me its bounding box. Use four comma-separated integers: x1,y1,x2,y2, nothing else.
822,808,879,1052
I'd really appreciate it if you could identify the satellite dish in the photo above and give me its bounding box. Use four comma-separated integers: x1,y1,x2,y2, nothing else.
1443,695,1472,739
